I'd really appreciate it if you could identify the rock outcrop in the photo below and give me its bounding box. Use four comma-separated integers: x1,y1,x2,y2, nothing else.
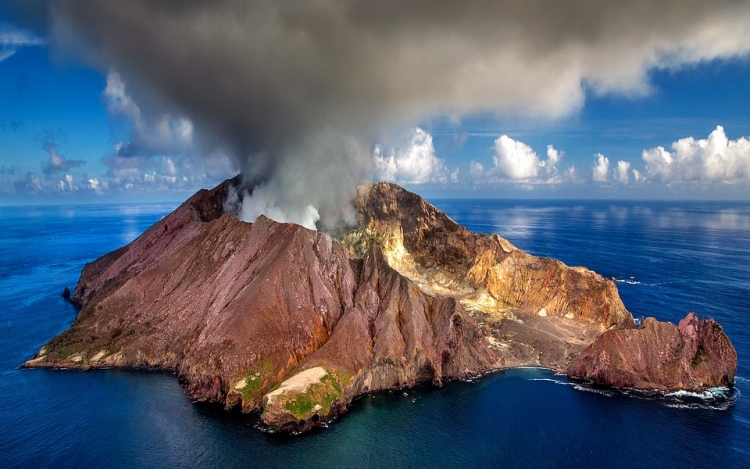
22,178,736,432
567,312,737,391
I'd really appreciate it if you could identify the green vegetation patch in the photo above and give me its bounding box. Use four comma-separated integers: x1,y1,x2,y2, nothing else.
280,370,344,420
45,328,103,361
235,359,274,402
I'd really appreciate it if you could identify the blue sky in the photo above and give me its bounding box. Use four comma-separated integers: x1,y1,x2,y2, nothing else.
2,2,750,208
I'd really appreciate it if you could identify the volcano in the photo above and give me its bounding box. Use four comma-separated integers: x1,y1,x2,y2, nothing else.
24,178,736,432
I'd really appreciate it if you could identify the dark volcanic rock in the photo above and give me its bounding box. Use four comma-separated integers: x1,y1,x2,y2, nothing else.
566,312,737,391
61,287,71,300
23,178,734,432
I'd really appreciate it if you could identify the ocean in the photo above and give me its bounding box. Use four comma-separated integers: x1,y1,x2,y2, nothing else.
1,200,748,468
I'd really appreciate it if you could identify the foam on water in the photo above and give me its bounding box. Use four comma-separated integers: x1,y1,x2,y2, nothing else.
613,276,642,285
572,384,616,397
529,378,569,386
568,381,739,410
666,387,731,400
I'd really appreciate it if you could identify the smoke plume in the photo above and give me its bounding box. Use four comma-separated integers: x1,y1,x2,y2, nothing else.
46,1,750,229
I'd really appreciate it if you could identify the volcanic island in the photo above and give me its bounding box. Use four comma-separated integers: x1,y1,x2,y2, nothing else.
23,178,737,433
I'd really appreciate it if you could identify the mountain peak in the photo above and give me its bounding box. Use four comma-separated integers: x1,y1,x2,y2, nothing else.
23,179,735,433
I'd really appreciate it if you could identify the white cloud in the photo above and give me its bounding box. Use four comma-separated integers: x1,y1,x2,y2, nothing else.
373,128,451,184
633,168,642,183
104,72,140,120
163,157,178,177
493,136,541,180
546,145,562,165
101,149,235,194
0,25,45,64
642,125,750,182
104,71,194,158
87,178,103,194
13,173,43,192
592,154,610,182
0,27,46,47
615,160,631,184
484,136,570,184
469,160,484,179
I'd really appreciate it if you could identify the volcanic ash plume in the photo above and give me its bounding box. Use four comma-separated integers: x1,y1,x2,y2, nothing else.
47,0,750,229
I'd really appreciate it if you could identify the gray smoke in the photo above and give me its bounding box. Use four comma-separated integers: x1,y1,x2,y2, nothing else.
47,0,750,229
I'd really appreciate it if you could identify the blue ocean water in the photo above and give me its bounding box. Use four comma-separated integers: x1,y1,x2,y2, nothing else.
1,200,748,468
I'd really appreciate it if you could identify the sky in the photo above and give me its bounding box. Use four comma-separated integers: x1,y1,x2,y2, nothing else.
1,1,750,222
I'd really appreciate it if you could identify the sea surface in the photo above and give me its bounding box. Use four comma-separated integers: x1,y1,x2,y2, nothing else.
1,200,748,468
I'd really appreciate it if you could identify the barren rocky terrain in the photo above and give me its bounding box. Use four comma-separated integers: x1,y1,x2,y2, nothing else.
24,178,736,432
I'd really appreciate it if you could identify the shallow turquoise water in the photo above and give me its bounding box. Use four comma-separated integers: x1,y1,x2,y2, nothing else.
1,200,748,468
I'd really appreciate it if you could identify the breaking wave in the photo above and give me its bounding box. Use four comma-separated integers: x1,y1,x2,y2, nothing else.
613,276,641,285
529,378,570,386
528,375,737,410
572,385,616,397
580,383,737,410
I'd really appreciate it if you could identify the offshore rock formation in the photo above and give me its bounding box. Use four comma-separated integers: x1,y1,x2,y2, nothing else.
567,312,737,391
22,178,735,432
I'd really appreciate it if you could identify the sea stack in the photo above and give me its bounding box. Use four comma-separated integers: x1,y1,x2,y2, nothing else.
567,312,737,391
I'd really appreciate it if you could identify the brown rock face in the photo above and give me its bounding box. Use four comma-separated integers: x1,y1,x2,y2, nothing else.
23,178,734,432
347,183,634,329
566,312,737,391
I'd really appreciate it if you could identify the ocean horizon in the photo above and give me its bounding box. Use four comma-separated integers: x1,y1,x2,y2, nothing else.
1,198,748,468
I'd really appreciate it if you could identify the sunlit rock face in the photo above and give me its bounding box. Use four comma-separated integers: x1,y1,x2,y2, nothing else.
346,182,633,328
23,178,734,433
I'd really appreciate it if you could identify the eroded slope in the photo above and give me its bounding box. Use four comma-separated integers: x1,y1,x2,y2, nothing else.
27,179,730,433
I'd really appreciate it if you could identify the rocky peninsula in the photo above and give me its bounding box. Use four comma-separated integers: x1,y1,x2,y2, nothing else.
23,178,737,432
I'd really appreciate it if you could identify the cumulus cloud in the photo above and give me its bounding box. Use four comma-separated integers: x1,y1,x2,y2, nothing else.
40,1,750,227
493,136,541,180
591,154,641,184
56,174,75,192
592,154,610,182
482,136,571,183
615,160,631,184
15,172,43,192
3,171,101,195
102,152,235,193
87,178,103,194
373,128,450,184
94,73,235,194
642,126,750,182
633,169,642,183
469,161,484,179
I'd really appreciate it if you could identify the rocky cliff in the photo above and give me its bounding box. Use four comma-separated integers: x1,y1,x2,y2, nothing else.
23,178,736,432
567,312,737,391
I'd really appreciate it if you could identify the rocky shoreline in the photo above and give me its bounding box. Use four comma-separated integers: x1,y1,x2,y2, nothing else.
23,178,737,433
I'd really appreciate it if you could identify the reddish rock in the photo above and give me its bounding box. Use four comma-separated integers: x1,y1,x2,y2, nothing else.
566,312,737,391
24,178,732,432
